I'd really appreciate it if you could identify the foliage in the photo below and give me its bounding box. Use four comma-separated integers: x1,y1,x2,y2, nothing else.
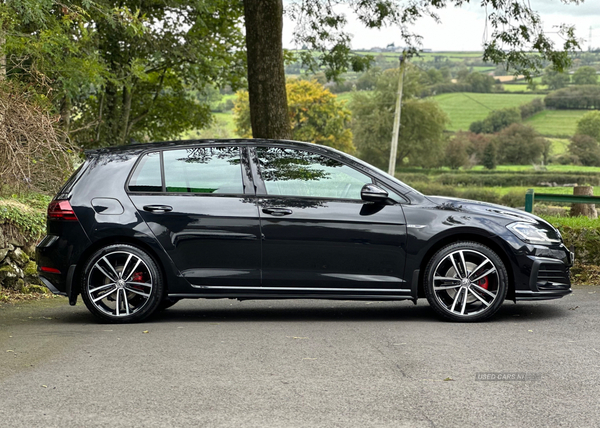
542,216,600,282
3,0,247,148
541,67,570,90
575,111,600,141
234,79,355,153
0,194,50,243
444,134,470,169
519,99,545,120
572,67,598,86
568,135,600,167
350,67,448,169
286,1,581,83
494,123,549,164
469,107,521,134
0,82,74,193
434,92,541,132
544,86,600,110
482,142,497,170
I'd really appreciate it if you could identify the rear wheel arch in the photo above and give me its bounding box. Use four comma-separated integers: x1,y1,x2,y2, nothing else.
416,232,515,301
72,235,172,298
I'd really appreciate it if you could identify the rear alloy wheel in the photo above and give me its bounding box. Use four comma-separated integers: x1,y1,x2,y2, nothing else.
424,242,508,322
81,244,164,323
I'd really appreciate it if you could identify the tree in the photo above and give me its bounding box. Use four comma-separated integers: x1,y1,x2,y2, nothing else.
244,0,582,139
469,107,521,134
350,67,448,169
444,135,470,170
482,142,497,170
572,66,598,86
494,124,548,164
3,1,247,148
243,0,290,139
233,79,354,153
569,134,600,166
576,111,600,141
541,67,570,90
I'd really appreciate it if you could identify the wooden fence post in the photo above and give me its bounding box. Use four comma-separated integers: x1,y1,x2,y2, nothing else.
570,186,598,219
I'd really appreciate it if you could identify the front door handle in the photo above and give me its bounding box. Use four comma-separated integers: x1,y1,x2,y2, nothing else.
143,205,173,213
262,208,293,216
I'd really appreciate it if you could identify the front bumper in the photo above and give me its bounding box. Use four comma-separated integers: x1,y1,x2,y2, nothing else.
515,255,572,301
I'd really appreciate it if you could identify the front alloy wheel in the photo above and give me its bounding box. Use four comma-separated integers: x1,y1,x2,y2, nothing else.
424,242,508,322
81,244,164,323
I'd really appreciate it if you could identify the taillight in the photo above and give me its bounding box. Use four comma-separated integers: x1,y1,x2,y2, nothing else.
47,200,78,221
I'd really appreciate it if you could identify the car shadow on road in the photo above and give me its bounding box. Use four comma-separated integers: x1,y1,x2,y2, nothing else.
142,300,571,324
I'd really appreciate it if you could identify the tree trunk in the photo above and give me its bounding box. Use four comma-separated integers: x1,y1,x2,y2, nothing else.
119,86,133,145
0,31,5,81
243,0,291,139
570,186,598,219
59,97,71,144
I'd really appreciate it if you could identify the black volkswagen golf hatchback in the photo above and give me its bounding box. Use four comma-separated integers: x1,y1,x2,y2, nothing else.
36,139,573,323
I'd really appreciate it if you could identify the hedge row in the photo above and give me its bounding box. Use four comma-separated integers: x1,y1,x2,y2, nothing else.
429,173,599,187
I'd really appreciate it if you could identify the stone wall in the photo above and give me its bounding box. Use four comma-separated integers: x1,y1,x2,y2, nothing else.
0,223,44,292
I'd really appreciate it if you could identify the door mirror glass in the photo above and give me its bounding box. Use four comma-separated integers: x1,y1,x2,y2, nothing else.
361,184,391,204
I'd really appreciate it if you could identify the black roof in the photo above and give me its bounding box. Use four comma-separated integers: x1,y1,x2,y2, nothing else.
85,138,325,157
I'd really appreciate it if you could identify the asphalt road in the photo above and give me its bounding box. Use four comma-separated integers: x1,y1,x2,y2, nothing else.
0,286,599,428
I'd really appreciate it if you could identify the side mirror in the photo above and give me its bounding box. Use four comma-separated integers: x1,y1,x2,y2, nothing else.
361,183,391,204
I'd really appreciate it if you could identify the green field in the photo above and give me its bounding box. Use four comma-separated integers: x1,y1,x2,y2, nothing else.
433,92,543,131
524,110,587,137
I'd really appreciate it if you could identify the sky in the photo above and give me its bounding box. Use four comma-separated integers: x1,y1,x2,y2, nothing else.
282,1,600,52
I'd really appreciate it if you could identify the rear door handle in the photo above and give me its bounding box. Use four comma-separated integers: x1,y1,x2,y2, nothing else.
143,205,173,213
262,208,293,216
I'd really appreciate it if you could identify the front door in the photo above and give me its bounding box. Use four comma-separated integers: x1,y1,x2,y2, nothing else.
253,146,408,292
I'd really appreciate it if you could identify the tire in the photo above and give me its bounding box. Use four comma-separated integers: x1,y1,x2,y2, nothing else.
424,242,508,322
80,244,164,323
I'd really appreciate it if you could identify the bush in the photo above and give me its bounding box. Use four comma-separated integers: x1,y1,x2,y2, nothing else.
444,135,470,169
494,124,549,164
469,107,521,134
500,190,527,208
568,134,600,166
0,83,74,193
545,85,600,110
459,189,501,205
435,173,600,187
519,98,544,120
575,111,600,141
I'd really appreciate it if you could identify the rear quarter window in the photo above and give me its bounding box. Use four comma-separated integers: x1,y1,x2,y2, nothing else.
128,152,162,192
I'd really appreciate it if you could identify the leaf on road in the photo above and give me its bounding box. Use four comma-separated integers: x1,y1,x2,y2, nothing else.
142,330,149,334
6,350,14,352
443,377,454,381
528,330,533,332
42,385,47,388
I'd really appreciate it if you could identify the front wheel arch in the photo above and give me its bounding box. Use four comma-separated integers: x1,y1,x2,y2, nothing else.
416,232,515,301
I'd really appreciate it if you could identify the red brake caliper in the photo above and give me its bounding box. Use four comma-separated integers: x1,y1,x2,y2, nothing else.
131,272,146,291
478,276,489,290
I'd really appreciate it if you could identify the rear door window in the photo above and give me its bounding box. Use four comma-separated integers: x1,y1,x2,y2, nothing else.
163,147,244,194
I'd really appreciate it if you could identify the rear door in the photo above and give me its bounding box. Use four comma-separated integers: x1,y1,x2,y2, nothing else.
252,146,409,292
128,145,261,288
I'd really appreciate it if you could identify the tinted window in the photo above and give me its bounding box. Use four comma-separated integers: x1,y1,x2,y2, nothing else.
129,152,162,192
256,147,371,199
163,147,243,194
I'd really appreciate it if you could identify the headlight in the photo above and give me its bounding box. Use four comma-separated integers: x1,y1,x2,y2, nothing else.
506,222,561,245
